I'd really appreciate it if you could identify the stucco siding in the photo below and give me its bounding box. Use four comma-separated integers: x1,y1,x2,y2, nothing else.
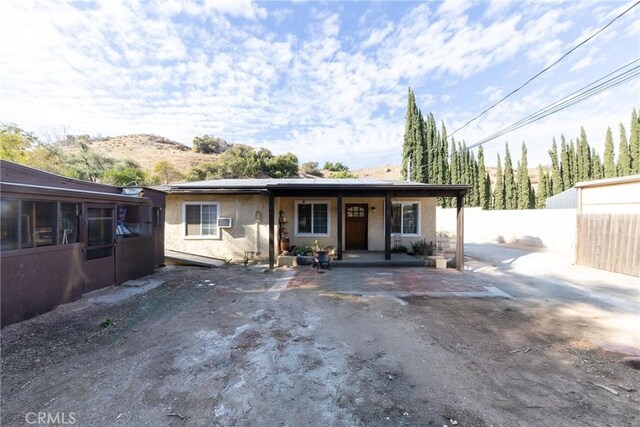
165,194,271,261
166,194,437,257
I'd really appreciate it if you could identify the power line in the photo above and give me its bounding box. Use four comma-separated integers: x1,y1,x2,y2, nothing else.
449,0,640,139
467,59,640,149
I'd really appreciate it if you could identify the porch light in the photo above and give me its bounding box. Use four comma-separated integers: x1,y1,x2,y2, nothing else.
371,206,376,213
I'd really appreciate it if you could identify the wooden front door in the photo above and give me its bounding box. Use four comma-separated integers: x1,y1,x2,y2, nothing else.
345,204,368,250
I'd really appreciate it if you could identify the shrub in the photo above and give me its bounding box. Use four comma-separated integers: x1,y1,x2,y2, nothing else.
323,161,349,172
391,244,408,253
301,161,321,176
192,135,228,154
410,239,435,256
329,170,357,179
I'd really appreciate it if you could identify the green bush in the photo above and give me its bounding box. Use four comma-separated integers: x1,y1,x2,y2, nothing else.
301,161,321,176
192,135,228,154
329,170,357,179
323,161,349,172
391,244,408,253
410,239,435,256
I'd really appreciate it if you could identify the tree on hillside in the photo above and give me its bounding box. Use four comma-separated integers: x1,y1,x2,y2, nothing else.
192,135,228,154
617,123,631,176
213,145,260,178
516,142,533,209
64,142,116,182
0,124,36,163
301,161,321,176
102,159,148,186
548,138,562,195
493,154,505,210
503,143,517,209
263,151,299,178
603,127,616,178
151,160,183,184
323,162,349,172
630,108,640,174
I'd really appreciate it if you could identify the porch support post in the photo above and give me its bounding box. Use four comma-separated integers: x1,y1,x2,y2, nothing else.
456,192,464,272
337,192,343,260
268,191,275,269
384,192,391,260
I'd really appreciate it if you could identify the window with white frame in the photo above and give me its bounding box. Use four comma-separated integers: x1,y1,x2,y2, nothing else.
391,202,420,236
295,201,329,235
184,203,219,238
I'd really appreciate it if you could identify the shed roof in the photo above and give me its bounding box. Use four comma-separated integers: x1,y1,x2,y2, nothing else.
575,174,640,189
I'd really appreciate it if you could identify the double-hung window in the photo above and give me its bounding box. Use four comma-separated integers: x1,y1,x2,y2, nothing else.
295,201,329,236
391,202,420,236
184,203,219,238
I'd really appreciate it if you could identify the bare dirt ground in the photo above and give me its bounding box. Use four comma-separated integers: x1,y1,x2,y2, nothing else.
2,265,639,426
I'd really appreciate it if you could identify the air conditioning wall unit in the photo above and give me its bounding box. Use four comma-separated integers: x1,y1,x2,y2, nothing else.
217,218,233,228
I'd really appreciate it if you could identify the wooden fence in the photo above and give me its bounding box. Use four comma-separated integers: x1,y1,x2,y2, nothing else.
576,213,640,277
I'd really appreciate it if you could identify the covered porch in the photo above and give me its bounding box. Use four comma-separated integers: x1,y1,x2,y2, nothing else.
266,180,469,271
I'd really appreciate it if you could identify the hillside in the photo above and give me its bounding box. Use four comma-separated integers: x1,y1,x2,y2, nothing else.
60,134,219,171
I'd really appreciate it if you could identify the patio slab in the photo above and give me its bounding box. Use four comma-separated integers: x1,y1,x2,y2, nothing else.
287,266,512,298
332,250,425,267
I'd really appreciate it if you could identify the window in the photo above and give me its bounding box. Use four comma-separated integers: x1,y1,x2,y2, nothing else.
184,203,219,238
295,201,329,235
391,202,420,236
0,199,19,251
22,201,58,248
60,203,80,244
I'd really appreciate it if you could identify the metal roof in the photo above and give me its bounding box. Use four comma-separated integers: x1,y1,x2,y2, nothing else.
166,178,470,193
574,174,640,188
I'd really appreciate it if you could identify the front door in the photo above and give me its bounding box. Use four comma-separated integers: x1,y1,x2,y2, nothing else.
345,204,368,250
83,204,116,292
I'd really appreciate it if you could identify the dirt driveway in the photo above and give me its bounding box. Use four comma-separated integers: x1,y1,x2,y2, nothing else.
2,265,639,426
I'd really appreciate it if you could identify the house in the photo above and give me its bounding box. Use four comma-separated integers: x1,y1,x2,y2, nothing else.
162,178,469,270
575,174,640,276
0,161,166,326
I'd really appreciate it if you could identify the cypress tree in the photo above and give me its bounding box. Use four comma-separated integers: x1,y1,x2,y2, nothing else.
630,108,640,174
618,123,631,176
477,146,490,210
494,154,505,210
413,109,427,182
560,136,572,190
549,138,563,195
450,138,459,184
536,166,548,208
577,127,591,181
503,143,517,209
603,126,616,178
516,142,531,209
401,88,416,181
528,177,535,209
591,148,603,180
439,122,449,207
568,139,577,184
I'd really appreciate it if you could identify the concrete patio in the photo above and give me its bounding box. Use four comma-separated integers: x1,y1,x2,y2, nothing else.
331,250,425,267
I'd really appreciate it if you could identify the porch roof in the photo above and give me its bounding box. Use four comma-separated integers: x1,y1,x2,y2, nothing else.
164,178,470,197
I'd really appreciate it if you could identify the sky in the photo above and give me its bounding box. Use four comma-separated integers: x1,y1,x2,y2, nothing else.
1,0,638,169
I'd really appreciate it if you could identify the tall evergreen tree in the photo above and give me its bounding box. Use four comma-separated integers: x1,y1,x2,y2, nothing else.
494,154,505,210
568,139,577,184
577,127,591,181
560,136,572,190
630,108,640,174
591,148,603,180
477,146,490,210
516,142,531,209
450,138,459,184
401,88,416,181
549,138,563,195
618,123,631,176
503,143,517,209
603,126,616,178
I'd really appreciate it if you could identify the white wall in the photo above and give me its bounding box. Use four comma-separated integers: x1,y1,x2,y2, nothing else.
436,207,577,255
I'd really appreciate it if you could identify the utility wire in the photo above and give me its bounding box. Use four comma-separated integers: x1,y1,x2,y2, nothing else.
467,59,640,149
449,0,640,139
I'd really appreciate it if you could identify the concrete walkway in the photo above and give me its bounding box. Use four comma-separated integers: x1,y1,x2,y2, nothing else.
464,242,640,313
